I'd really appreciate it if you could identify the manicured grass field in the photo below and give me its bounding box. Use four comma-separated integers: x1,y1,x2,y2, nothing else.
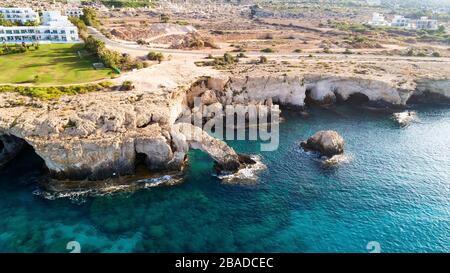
0,44,113,85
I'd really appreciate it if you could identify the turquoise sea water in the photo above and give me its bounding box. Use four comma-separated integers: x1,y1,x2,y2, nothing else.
0,105,449,253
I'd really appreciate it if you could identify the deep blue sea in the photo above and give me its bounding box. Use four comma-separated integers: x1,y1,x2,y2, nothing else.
0,105,449,253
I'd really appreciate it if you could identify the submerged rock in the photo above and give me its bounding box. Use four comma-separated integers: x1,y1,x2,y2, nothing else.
301,130,344,157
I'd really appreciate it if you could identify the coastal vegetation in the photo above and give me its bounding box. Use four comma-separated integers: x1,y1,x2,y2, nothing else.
100,0,156,8
80,7,100,27
0,44,112,85
195,53,238,68
84,36,146,70
0,82,113,100
120,80,134,91
147,51,165,63
328,20,450,45
68,16,88,40
0,43,40,56
261,48,276,53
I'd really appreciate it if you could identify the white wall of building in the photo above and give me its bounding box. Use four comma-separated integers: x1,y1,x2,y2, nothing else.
0,9,80,43
369,12,389,26
0,7,39,24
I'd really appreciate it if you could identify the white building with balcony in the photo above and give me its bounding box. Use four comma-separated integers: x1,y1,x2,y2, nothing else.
0,7,39,24
0,10,80,44
391,15,411,28
415,17,438,30
368,13,389,26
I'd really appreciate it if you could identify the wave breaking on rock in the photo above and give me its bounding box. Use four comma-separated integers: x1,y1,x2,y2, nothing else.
215,155,266,184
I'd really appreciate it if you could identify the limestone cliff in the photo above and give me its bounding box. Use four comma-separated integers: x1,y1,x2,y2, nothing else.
1,71,449,182
193,74,450,108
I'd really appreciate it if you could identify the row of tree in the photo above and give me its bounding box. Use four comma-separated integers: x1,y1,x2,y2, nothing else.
0,42,40,56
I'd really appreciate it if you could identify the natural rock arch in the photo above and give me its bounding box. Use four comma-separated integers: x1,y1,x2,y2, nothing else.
170,123,242,172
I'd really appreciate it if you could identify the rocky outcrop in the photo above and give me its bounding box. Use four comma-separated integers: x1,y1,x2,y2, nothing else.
301,130,344,157
408,79,450,104
225,75,306,107
0,134,24,168
171,123,242,172
217,74,450,108
0,75,246,180
1,69,449,183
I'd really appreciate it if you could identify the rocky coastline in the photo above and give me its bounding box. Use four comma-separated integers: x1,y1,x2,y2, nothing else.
1,72,450,188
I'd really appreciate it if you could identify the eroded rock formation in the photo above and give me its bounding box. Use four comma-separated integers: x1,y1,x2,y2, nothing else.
301,130,345,157
0,71,449,182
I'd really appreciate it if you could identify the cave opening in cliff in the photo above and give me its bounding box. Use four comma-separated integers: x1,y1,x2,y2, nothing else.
135,152,149,173
345,93,370,105
304,88,315,106
0,136,46,176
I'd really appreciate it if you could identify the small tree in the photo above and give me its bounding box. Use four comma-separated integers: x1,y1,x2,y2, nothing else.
259,55,268,64
147,51,164,63
343,48,353,54
81,8,99,27
160,14,170,23
223,53,235,64
120,81,134,91
405,48,414,56
261,48,275,53
432,52,441,57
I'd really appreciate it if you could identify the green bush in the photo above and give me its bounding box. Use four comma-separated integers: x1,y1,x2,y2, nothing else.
223,53,235,64
323,47,331,54
0,44,37,56
0,82,112,100
147,51,164,63
343,48,353,54
120,81,134,91
261,48,276,53
259,56,268,64
69,16,87,33
160,14,170,23
432,52,441,57
81,8,99,27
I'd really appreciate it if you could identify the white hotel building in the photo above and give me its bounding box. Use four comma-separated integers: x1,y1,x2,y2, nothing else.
0,9,80,44
0,7,39,24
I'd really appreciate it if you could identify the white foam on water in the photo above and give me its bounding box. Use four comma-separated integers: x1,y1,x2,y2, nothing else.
216,155,267,184
321,153,353,167
34,174,183,201
392,111,420,127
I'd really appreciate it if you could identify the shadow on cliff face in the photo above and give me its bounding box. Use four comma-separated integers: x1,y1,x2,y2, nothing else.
406,91,450,105
0,137,47,186
343,93,370,105
0,135,44,171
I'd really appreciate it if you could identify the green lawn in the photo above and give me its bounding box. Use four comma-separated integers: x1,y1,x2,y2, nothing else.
0,44,113,85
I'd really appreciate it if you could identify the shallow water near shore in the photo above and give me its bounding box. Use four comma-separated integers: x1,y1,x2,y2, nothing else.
0,104,449,253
